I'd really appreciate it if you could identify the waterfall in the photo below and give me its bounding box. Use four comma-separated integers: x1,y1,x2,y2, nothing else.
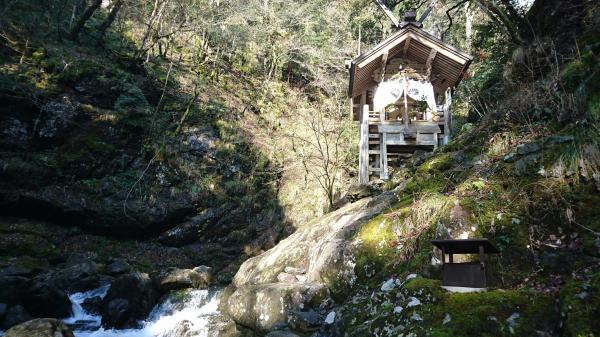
64,285,223,337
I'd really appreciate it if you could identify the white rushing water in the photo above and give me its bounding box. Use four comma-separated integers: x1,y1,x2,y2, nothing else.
64,284,111,331
64,285,222,337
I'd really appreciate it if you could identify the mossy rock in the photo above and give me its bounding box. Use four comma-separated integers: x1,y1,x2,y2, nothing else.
559,272,600,337
427,289,557,336
416,153,455,175
338,277,557,337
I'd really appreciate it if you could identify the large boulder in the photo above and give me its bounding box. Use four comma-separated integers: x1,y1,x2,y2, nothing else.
23,280,72,318
0,274,71,320
38,258,100,293
1,306,32,330
152,266,212,293
100,272,158,329
224,186,401,332
4,318,74,337
226,282,329,332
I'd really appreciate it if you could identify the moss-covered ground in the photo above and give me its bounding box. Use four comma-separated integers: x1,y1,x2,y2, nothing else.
341,28,600,334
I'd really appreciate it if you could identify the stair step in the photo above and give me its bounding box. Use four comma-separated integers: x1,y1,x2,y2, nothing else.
369,167,381,172
369,133,380,138
368,150,381,154
369,141,380,145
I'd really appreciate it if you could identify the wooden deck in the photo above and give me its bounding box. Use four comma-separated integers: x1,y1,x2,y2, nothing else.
360,104,451,182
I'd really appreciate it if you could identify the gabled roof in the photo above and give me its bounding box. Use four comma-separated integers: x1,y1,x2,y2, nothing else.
348,24,472,98
431,239,499,254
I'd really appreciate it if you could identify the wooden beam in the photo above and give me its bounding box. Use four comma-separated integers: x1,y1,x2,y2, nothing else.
426,48,437,81
441,246,445,265
406,32,467,64
373,0,400,28
379,51,389,82
403,36,411,58
443,88,452,145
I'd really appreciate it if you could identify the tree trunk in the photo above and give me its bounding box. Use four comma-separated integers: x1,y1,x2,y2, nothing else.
97,0,123,42
475,0,524,45
135,0,170,62
465,1,474,52
69,0,102,40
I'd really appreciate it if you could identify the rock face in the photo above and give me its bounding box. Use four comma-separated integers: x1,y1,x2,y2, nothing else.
158,209,218,247
100,272,158,329
4,318,74,337
224,186,400,332
227,283,329,332
152,266,213,293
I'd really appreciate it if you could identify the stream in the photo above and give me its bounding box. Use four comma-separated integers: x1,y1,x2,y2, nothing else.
70,285,223,337
0,284,227,337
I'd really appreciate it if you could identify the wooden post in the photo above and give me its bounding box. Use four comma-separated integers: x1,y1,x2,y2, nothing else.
403,76,409,128
359,103,369,185
479,244,485,268
443,88,452,145
449,253,453,263
479,244,486,287
441,246,445,265
380,132,388,179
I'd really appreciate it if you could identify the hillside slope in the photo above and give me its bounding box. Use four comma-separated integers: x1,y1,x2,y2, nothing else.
223,1,600,335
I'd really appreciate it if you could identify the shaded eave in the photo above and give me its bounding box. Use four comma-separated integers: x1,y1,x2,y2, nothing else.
431,239,500,254
348,24,473,98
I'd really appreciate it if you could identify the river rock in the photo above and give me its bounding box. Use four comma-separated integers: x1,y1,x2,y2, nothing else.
227,282,329,332
101,272,158,328
82,296,103,315
1,306,32,330
44,258,99,292
106,259,132,275
152,267,212,293
4,318,75,337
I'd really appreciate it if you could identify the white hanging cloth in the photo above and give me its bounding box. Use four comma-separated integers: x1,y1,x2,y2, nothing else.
373,78,437,118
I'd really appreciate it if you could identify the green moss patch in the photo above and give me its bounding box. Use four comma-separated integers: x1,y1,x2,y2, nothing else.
339,277,557,337
559,272,600,337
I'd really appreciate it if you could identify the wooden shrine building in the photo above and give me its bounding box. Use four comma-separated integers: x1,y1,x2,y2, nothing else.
348,12,472,184
431,239,499,289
